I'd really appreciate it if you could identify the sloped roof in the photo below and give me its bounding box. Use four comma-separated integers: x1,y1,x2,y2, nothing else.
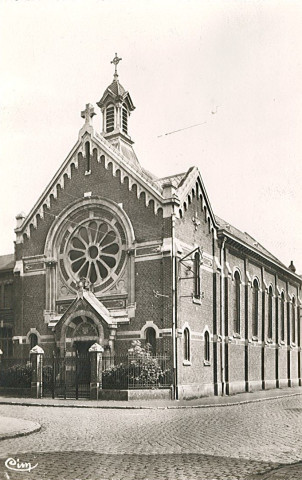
106,79,126,97
97,79,135,111
215,215,286,268
0,254,15,272
154,172,187,189
55,290,115,332
82,291,114,325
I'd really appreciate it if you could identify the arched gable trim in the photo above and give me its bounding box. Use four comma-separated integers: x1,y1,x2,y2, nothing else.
252,276,261,290
202,326,211,340
232,268,242,282
61,310,104,341
182,322,192,334
26,328,41,344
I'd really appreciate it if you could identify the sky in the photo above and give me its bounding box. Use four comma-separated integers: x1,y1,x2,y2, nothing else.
0,0,301,273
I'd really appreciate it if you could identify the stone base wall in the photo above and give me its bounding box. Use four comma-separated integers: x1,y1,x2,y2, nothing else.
98,388,172,401
177,383,215,400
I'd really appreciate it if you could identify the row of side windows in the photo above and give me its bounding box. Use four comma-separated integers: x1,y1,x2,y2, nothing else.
232,274,298,343
183,328,210,363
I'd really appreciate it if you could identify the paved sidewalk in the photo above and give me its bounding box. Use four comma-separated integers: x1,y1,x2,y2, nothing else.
0,385,301,409
0,416,41,440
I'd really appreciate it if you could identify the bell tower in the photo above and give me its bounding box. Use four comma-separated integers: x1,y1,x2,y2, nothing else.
97,54,139,167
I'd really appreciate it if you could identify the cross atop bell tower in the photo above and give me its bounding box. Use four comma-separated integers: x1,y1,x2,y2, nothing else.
111,53,122,80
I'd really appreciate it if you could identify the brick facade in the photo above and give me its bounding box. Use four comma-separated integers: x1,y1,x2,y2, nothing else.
1,74,301,399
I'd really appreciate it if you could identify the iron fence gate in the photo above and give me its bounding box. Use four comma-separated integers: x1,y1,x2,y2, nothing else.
43,353,91,399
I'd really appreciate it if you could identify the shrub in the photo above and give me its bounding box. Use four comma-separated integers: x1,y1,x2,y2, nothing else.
0,363,32,388
102,341,171,389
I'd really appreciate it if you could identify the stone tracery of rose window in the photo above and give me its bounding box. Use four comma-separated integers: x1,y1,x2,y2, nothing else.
61,218,125,289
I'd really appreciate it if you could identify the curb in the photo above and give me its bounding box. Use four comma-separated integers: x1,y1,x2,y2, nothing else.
249,460,302,479
0,391,301,410
0,422,41,441
167,391,302,409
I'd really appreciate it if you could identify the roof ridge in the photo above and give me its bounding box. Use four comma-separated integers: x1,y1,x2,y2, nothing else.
217,216,287,268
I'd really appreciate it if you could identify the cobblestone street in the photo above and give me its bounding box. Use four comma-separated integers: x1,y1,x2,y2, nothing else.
0,395,301,479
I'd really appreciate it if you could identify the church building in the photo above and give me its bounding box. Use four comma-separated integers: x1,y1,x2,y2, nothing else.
0,55,301,399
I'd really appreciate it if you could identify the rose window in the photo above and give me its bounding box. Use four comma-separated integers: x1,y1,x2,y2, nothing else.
65,219,122,286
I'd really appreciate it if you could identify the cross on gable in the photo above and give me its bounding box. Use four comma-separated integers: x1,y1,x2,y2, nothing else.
81,103,96,125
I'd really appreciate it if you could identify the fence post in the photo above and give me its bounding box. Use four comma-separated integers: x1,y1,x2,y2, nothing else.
30,345,44,399
89,343,104,400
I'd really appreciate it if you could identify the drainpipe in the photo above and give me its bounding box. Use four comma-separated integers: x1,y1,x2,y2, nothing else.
220,237,226,396
171,210,178,400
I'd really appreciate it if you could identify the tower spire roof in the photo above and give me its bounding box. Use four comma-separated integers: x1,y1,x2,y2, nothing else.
96,54,138,168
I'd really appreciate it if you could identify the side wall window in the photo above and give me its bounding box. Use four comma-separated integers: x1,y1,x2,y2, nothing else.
193,251,201,299
233,271,241,334
292,297,296,343
29,333,38,350
204,331,210,363
145,327,156,353
280,291,285,341
183,328,190,362
268,286,273,339
252,279,259,337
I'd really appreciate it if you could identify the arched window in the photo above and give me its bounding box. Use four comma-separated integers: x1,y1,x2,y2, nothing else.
193,251,201,299
106,105,115,133
29,333,38,350
145,327,156,353
292,297,296,343
280,291,285,341
183,328,190,362
268,286,273,338
122,104,128,134
233,271,241,334
204,331,210,362
252,279,259,337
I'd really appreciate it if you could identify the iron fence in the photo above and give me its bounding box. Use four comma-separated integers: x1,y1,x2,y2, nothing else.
102,353,172,389
0,352,172,397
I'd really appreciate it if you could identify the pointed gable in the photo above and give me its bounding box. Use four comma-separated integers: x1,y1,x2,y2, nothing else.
56,291,115,330
14,124,167,243
155,166,217,230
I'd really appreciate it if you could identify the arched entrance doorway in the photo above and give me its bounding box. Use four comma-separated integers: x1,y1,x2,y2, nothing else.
53,314,104,399
61,313,104,356
70,316,100,355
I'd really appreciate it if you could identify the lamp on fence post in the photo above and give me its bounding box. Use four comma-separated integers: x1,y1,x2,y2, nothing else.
89,343,104,400
0,350,3,375
30,345,44,399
